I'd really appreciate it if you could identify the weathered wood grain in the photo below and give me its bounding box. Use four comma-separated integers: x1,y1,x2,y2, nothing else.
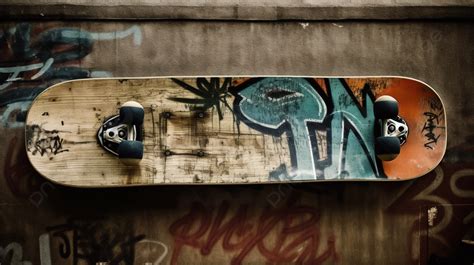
26,78,292,186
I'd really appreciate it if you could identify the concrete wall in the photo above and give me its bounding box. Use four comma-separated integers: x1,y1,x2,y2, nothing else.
0,2,473,265
2,0,474,20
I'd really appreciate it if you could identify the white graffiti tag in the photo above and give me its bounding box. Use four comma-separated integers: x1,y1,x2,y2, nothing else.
0,58,54,90
0,242,32,265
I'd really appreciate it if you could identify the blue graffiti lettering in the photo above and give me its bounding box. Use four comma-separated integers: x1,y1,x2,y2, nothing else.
323,79,378,179
233,77,381,180
235,78,326,180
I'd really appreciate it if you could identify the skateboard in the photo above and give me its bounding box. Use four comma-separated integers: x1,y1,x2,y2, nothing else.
25,76,446,186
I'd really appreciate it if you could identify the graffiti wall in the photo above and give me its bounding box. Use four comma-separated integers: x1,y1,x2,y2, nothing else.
0,23,143,128
1,20,473,265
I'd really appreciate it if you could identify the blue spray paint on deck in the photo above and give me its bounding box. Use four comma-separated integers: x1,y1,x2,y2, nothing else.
233,77,381,180
235,78,327,179
323,78,379,179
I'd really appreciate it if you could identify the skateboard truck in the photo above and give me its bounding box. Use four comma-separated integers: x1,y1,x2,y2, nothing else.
374,95,409,161
97,101,144,165
381,116,408,145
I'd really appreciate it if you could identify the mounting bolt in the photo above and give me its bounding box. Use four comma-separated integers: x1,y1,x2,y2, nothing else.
196,150,205,157
163,112,172,119
164,150,172,156
197,112,205,118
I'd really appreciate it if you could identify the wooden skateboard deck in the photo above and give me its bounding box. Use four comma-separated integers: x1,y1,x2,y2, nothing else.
25,76,446,187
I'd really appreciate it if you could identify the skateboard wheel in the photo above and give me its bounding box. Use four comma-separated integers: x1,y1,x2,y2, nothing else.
118,140,143,165
375,136,400,161
374,96,398,119
120,101,144,125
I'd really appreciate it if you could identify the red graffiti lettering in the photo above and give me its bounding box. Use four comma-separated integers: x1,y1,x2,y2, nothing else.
169,199,337,265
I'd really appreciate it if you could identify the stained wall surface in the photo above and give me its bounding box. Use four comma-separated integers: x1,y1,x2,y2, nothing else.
0,2,473,265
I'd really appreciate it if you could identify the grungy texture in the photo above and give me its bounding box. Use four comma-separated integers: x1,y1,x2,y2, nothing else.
0,20,473,265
